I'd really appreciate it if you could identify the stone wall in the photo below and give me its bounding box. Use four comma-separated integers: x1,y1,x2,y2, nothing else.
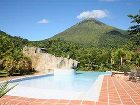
23,46,79,72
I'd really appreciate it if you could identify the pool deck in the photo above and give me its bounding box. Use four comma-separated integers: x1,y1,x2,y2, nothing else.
0,75,140,105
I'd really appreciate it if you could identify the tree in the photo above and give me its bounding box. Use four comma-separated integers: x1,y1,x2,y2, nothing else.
0,36,14,59
0,81,17,98
0,32,33,76
16,57,32,75
128,10,140,45
112,49,126,66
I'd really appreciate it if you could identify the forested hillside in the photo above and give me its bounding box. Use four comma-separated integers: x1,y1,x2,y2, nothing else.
50,19,129,48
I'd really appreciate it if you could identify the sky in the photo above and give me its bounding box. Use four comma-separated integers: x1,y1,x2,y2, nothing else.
0,0,140,41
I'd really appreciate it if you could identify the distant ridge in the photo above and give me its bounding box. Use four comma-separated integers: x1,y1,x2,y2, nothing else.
49,19,128,48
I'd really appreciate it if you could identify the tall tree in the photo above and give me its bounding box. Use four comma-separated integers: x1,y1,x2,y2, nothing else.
128,10,140,45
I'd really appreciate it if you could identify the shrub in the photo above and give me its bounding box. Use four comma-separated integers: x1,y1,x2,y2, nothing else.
2,56,33,76
0,81,17,98
118,64,131,72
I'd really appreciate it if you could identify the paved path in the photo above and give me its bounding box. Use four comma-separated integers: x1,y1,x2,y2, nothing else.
0,76,140,105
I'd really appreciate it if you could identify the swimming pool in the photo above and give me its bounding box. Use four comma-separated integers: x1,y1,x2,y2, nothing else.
7,71,111,101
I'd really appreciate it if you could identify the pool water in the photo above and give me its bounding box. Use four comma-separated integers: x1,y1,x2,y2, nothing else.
7,71,111,101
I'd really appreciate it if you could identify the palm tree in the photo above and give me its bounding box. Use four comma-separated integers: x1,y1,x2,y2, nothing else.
112,49,127,66
0,81,16,98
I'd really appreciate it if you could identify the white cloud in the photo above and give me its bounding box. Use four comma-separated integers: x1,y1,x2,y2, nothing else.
38,19,48,24
99,0,117,2
77,10,108,19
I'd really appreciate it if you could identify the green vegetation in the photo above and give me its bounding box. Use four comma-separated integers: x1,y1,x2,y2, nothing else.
50,19,129,48
33,39,134,71
128,11,140,46
0,31,34,77
0,81,16,98
0,70,8,77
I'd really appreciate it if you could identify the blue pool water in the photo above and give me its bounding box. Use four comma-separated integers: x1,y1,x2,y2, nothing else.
8,71,111,101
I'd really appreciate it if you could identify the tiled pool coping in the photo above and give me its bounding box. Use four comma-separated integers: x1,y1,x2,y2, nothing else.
0,75,140,105
8,74,53,83
0,73,53,83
